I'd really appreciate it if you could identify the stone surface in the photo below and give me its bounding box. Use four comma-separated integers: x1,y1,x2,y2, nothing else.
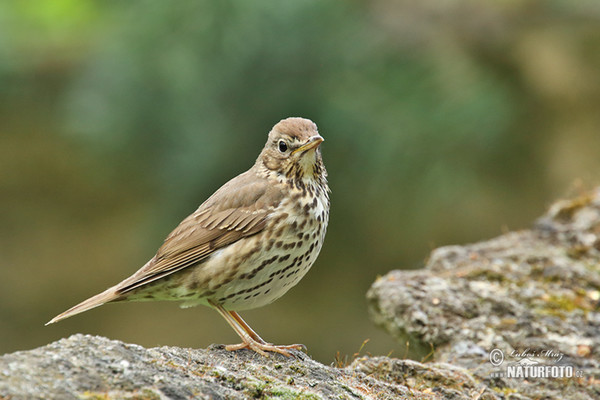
1,333,498,400
368,188,600,399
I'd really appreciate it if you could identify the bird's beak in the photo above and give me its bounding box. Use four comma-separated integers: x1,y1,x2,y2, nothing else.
292,135,324,155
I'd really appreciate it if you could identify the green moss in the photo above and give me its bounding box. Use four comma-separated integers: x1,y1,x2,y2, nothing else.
244,376,274,398
79,389,161,400
465,269,510,283
552,194,594,222
263,387,321,400
288,365,307,376
534,293,592,318
547,294,578,312
80,392,111,400
491,386,517,396
129,389,162,400
566,244,593,259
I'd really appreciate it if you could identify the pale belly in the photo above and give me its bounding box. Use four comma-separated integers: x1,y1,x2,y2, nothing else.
210,194,329,311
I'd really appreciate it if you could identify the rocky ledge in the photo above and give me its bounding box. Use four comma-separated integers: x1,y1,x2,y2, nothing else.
368,188,600,399
1,333,491,399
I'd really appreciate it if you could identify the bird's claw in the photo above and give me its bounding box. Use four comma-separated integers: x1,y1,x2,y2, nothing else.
225,341,306,357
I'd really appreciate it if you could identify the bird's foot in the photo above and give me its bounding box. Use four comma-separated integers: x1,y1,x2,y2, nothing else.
225,340,306,357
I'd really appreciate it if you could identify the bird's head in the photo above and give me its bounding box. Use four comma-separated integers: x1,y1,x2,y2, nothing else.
258,117,326,182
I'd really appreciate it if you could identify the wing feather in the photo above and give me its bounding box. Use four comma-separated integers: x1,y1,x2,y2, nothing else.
116,171,283,294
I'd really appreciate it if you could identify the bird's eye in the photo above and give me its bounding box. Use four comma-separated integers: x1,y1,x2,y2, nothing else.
278,140,288,153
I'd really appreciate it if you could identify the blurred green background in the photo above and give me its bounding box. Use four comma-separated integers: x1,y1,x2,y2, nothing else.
2,0,600,364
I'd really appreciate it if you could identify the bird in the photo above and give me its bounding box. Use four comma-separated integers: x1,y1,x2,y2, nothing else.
47,117,330,357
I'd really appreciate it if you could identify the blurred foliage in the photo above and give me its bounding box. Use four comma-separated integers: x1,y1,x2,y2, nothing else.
1,0,600,363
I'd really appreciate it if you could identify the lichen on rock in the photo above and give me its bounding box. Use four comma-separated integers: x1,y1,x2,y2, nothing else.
368,188,600,399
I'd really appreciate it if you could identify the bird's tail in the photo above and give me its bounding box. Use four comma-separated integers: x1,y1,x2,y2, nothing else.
45,285,121,325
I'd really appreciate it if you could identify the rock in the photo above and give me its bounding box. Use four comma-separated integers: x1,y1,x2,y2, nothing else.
368,188,600,400
1,333,498,399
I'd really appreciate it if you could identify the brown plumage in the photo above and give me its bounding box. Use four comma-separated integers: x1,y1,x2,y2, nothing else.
47,117,330,356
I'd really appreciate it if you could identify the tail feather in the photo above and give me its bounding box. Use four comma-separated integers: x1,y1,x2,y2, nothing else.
45,286,121,325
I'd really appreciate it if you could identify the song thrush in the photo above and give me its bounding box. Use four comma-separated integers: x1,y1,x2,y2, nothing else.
47,117,330,356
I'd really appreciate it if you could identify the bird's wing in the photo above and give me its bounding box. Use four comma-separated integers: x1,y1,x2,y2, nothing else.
116,171,283,293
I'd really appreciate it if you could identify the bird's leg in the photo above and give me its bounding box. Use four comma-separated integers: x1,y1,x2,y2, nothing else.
209,301,305,357
228,310,267,344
